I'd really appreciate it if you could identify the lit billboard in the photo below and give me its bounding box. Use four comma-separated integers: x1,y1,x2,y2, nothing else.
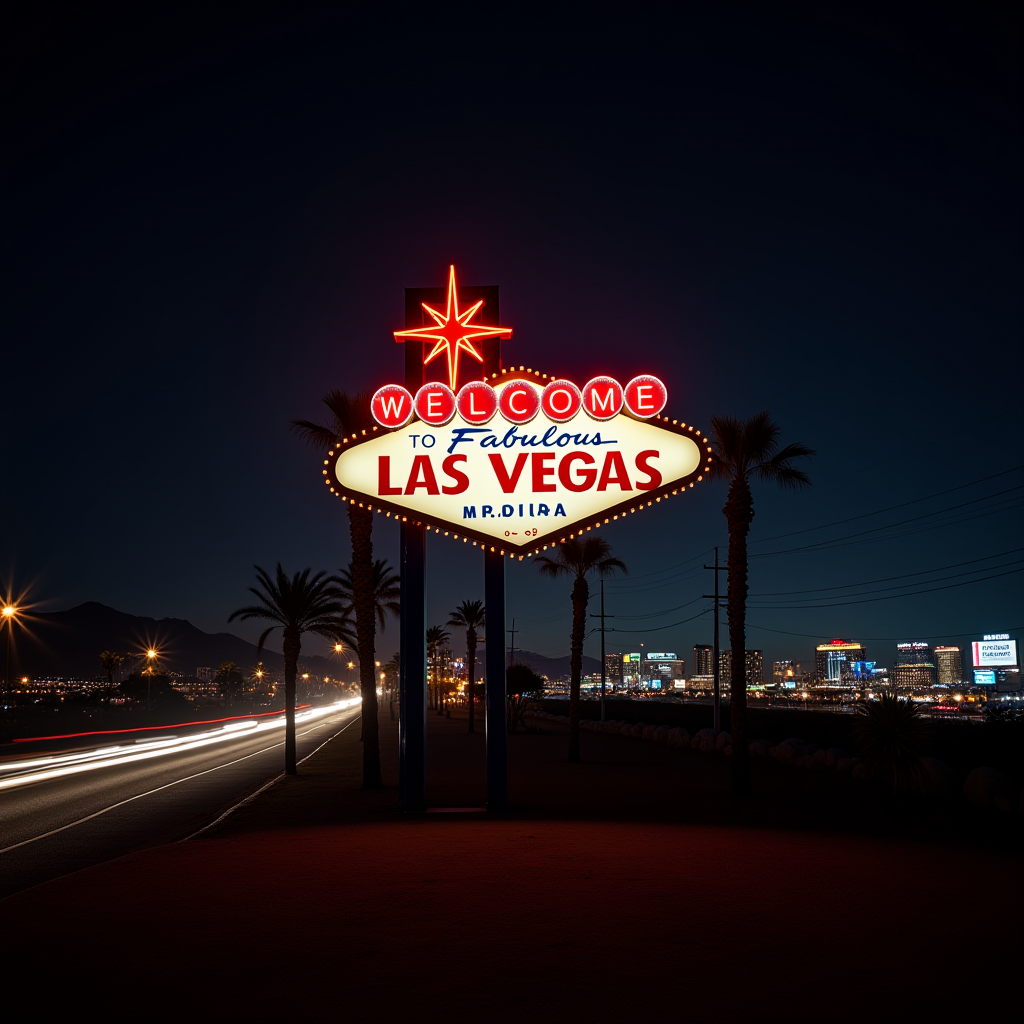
972,639,1018,667
974,669,996,686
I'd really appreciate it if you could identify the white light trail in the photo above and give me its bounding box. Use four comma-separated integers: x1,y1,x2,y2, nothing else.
0,698,361,792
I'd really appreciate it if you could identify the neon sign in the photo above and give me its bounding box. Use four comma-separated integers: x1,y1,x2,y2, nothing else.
393,265,512,391
320,267,714,557
326,367,713,557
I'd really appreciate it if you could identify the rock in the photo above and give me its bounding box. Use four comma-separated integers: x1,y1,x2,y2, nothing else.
631,723,647,738
653,725,669,743
811,748,830,770
836,757,860,773
691,728,719,752
824,748,851,769
918,756,958,794
795,754,815,770
672,727,691,748
964,767,1015,812
772,738,806,763
642,724,658,740
715,731,732,752
852,762,871,779
749,739,771,758
619,723,634,737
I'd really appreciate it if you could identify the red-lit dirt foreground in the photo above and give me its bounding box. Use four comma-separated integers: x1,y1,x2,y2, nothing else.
2,715,1015,1020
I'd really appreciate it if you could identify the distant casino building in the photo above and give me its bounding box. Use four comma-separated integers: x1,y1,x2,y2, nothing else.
721,650,764,687
603,654,622,687
814,639,868,684
693,645,714,676
643,653,685,690
934,646,963,687
893,641,936,690
772,660,799,688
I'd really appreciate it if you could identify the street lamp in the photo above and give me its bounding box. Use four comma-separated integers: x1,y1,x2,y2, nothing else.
3,604,18,707
145,647,158,711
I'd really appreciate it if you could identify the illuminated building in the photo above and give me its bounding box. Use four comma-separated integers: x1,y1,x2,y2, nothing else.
604,654,622,687
893,642,936,690
814,639,867,684
934,646,963,687
693,645,714,676
772,660,801,689
643,653,685,690
621,653,642,687
721,650,764,687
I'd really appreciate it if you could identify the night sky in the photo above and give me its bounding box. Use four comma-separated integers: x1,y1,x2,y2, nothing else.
4,3,1021,674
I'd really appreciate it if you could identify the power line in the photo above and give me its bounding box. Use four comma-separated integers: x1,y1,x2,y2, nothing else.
745,623,1024,643
610,608,711,633
749,547,1024,597
749,464,1023,546
752,491,1023,559
614,596,705,619
747,565,1024,609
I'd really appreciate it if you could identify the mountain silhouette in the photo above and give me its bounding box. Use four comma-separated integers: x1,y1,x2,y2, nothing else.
507,649,602,679
14,602,341,680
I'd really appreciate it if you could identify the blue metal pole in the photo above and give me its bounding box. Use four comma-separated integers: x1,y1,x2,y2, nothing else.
399,521,427,812
484,548,507,810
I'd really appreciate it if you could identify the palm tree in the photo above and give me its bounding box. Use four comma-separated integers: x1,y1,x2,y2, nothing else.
98,651,125,692
336,558,401,632
448,600,485,733
852,693,931,794
292,389,386,788
229,564,345,775
337,558,400,737
426,625,451,713
709,411,815,797
535,537,626,762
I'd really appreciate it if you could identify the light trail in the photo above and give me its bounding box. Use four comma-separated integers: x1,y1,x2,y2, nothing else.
0,711,360,857
0,697,360,792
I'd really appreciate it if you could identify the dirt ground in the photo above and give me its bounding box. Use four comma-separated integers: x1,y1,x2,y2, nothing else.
2,707,1018,1021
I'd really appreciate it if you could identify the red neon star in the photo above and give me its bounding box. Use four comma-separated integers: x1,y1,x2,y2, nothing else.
394,265,512,391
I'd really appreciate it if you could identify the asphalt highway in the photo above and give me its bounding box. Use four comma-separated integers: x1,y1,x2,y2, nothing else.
0,701,360,899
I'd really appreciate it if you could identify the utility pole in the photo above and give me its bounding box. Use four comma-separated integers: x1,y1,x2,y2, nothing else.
507,618,518,667
590,579,614,721
703,546,727,731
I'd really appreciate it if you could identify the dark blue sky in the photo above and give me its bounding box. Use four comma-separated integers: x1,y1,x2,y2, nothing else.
3,3,1021,673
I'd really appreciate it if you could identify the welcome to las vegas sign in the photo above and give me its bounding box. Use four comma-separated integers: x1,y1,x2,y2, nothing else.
319,268,714,559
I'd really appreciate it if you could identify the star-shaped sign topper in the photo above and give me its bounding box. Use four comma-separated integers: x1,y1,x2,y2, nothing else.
394,265,512,391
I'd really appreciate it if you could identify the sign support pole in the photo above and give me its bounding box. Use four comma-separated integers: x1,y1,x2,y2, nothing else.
484,548,507,810
399,521,427,812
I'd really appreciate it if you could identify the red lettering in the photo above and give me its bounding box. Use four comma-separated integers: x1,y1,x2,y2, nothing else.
378,456,402,495
441,454,469,495
596,450,632,491
405,455,439,495
531,452,557,492
634,450,662,490
488,453,530,493
558,451,597,492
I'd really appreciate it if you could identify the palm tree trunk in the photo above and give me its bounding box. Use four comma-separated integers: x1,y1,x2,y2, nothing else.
725,477,754,797
350,504,382,788
568,575,588,762
283,629,300,775
467,630,477,733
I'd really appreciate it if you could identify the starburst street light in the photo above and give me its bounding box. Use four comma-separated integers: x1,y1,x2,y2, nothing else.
143,646,160,711
3,603,19,704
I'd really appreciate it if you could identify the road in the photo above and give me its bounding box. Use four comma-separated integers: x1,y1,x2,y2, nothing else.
0,700,360,899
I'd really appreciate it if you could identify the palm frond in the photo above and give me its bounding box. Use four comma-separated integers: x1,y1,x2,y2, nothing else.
256,626,276,662
448,599,485,629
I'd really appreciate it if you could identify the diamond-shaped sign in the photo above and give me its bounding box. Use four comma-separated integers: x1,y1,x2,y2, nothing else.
322,368,713,557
